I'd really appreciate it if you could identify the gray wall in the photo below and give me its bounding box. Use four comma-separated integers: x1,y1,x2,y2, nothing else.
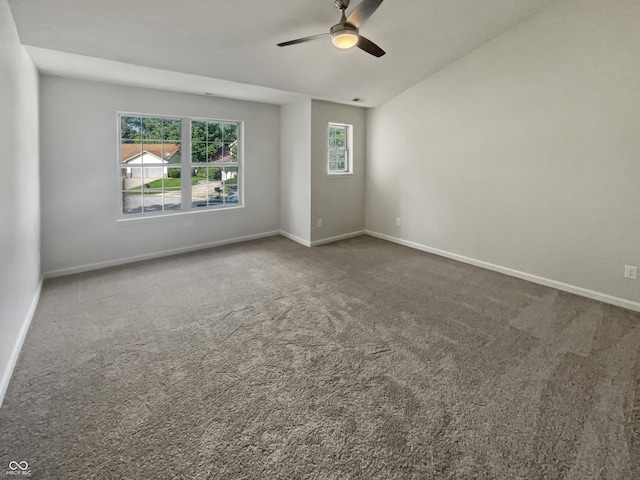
280,99,312,244
40,76,281,275
366,0,640,305
0,0,40,404
310,100,366,244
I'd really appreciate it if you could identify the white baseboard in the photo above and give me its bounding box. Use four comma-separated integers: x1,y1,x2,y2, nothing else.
279,230,311,247
43,230,281,279
279,230,365,247
311,230,365,247
0,278,43,408
365,230,640,313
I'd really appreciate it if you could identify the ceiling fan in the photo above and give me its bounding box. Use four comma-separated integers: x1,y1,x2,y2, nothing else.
277,0,386,57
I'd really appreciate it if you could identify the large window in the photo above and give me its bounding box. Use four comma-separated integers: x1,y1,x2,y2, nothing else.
119,114,241,217
328,123,352,174
191,120,239,209
120,116,183,215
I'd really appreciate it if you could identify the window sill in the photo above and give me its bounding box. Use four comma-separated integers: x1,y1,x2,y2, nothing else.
327,172,354,178
117,205,245,224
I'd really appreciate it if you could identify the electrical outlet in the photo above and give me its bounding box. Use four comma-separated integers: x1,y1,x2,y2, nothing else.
183,219,194,228
396,218,401,226
624,265,637,280
317,219,323,228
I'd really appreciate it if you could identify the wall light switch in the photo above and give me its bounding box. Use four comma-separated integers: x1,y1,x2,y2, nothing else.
396,218,401,226
317,219,323,228
624,265,637,280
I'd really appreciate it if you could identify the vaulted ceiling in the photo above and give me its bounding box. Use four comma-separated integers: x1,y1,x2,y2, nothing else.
8,0,556,106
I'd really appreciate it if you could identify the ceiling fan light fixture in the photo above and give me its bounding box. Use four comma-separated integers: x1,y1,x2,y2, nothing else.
330,24,359,49
277,0,385,57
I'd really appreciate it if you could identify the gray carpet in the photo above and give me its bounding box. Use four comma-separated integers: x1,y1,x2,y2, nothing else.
1,235,639,479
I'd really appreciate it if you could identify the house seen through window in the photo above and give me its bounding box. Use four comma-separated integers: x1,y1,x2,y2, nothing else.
119,114,240,217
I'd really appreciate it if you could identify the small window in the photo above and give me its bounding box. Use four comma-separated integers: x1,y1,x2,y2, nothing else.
328,123,352,174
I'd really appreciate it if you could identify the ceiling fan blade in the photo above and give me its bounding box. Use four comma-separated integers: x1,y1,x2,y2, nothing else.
346,0,384,28
357,35,385,57
277,33,330,47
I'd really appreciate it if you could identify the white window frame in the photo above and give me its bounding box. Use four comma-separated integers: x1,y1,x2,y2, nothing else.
117,112,243,220
327,122,353,176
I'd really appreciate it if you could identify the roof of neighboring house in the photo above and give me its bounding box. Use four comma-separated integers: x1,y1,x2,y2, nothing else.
208,140,237,163
121,143,180,163
209,144,231,163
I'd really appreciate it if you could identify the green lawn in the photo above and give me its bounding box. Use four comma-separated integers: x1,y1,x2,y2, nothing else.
127,174,235,194
135,177,197,190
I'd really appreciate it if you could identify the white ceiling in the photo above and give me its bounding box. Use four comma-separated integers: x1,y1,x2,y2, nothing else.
8,0,556,107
